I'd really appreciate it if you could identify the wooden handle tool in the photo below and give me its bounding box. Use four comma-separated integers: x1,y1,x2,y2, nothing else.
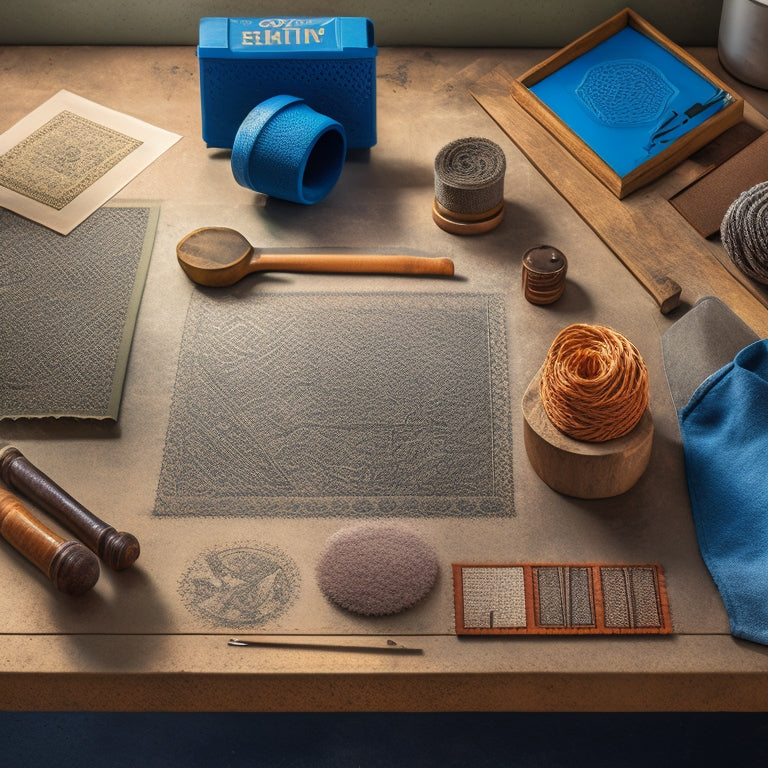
0,445,140,570
0,489,100,595
176,226,455,287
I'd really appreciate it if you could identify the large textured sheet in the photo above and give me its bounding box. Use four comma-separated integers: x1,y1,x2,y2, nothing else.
154,291,514,519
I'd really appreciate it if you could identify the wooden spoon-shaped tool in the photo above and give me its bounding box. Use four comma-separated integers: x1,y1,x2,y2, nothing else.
177,227,455,287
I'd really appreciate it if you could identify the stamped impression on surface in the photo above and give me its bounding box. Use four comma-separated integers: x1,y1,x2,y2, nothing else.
178,542,301,628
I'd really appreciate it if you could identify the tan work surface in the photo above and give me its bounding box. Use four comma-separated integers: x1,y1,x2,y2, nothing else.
2,46,768,712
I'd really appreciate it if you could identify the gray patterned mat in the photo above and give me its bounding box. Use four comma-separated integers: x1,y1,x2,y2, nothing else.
0,205,157,419
154,292,514,518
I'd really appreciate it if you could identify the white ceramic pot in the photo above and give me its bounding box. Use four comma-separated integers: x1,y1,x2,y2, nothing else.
718,0,768,89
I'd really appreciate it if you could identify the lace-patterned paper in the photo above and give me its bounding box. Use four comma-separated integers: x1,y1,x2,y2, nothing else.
0,90,179,234
0,111,142,210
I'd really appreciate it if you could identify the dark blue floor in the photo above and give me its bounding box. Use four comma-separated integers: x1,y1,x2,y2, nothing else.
1,712,768,767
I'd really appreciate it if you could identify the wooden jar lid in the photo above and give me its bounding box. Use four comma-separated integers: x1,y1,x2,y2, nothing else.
522,367,653,498
522,245,568,305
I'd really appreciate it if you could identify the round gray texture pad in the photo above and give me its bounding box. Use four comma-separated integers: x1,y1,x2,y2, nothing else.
316,522,439,616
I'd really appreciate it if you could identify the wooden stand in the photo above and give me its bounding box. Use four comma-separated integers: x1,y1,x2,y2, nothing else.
522,368,653,498
432,198,504,235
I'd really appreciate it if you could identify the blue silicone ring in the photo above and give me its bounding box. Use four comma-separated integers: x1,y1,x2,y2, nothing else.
231,94,347,205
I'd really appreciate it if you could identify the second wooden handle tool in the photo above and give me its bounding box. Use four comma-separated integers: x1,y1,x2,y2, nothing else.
0,489,100,595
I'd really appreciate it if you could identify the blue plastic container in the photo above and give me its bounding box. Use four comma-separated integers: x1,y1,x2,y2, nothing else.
198,16,377,150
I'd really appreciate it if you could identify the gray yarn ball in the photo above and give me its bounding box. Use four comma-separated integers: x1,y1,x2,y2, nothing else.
721,181,768,284
316,522,439,616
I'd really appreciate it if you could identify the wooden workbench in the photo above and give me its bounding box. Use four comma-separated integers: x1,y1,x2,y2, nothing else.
2,45,768,712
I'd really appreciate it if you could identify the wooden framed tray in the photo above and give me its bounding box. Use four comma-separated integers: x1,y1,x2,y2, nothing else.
510,8,743,198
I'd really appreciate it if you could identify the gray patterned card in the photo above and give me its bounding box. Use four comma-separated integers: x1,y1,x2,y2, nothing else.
0,90,179,234
0,205,158,420
154,292,514,519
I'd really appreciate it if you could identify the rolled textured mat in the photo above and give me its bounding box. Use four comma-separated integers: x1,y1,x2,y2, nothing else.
316,522,439,616
720,180,768,284
433,136,506,234
231,94,347,204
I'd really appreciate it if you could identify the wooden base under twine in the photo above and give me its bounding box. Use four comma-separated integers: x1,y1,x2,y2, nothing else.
522,367,653,498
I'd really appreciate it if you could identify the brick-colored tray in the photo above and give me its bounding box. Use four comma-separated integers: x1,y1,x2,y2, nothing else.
453,563,672,636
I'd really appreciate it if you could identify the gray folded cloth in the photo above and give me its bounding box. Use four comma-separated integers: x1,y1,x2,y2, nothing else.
661,296,758,411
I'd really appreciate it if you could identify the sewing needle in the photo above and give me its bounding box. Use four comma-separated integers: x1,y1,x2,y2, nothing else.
228,637,423,654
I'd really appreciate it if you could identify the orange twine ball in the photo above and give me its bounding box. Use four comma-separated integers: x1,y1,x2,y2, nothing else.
539,323,649,442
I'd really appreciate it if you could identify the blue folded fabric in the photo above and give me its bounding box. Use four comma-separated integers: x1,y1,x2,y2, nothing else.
679,338,768,645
